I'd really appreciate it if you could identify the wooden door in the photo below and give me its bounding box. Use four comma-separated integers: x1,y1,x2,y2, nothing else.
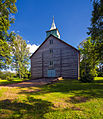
48,70,56,77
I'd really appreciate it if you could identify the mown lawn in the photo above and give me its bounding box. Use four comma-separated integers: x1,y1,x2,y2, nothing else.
0,77,103,119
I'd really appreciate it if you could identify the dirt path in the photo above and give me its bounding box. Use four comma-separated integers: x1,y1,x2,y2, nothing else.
0,78,56,88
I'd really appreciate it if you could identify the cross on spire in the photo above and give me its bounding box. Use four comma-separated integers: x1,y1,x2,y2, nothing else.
50,16,56,30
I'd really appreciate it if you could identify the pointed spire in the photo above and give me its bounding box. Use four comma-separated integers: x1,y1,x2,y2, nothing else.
50,16,56,30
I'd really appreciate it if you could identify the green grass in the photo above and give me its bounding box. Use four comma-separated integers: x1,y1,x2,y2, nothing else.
0,77,103,119
0,78,29,85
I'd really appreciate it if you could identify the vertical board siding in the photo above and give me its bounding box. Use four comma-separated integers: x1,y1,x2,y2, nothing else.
31,36,79,79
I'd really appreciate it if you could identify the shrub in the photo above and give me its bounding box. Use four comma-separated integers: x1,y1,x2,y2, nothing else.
80,65,97,82
0,71,16,81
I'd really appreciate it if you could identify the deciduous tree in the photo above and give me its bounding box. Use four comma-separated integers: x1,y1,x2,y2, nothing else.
0,0,17,69
78,37,99,82
88,0,103,64
12,35,30,79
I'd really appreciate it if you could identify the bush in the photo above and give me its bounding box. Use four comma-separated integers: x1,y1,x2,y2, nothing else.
0,71,16,81
0,71,6,79
98,72,103,77
97,67,103,77
6,76,13,81
16,70,31,79
80,66,97,83
80,73,94,83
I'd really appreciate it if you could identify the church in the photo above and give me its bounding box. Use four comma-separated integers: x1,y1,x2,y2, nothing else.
30,18,80,79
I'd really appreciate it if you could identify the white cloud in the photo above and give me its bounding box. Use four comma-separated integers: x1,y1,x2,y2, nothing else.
27,44,39,54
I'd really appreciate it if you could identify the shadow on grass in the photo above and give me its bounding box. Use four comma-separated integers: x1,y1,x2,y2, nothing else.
0,97,53,119
65,96,89,104
1,79,103,118
8,78,103,105
18,79,103,100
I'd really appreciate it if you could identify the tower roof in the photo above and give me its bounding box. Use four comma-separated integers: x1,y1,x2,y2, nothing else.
46,17,60,39
50,16,56,30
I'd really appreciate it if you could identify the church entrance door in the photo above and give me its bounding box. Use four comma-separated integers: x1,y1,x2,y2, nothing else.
48,70,56,77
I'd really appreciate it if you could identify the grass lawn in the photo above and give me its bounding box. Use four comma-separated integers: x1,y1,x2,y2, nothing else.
0,77,103,119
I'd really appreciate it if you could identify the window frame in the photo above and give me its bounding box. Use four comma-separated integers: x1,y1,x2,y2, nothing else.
50,39,53,44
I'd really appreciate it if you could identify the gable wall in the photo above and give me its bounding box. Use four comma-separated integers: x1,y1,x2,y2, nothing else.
31,36,79,79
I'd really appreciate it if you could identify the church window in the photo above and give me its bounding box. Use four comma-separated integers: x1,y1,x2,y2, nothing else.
50,39,53,44
50,49,53,53
50,61,53,66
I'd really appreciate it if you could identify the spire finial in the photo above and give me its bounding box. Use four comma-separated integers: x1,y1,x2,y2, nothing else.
53,16,54,22
50,16,56,30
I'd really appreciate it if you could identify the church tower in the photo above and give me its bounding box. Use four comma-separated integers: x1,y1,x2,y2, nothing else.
46,17,60,39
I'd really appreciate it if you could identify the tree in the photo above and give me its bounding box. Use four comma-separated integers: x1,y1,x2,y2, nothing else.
78,37,99,82
0,0,17,69
12,35,30,79
88,0,103,66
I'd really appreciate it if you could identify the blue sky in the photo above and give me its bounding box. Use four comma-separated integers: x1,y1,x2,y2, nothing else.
9,0,93,50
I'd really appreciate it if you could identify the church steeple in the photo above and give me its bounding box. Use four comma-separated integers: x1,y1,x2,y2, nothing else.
46,17,60,39
50,16,56,30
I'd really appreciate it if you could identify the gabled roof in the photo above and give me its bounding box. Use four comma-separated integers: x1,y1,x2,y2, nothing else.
30,34,80,59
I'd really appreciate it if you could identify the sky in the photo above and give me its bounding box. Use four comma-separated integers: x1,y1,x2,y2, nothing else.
9,0,93,53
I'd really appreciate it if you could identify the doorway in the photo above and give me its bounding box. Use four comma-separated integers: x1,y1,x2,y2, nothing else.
48,69,56,77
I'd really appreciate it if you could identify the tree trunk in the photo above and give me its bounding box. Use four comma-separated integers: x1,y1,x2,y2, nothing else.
18,64,21,79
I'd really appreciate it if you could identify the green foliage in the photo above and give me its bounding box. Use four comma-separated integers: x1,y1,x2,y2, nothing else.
11,35,30,79
98,71,103,77
0,0,17,69
88,0,103,65
79,0,103,82
97,65,103,77
79,37,98,82
0,39,12,69
0,71,15,81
